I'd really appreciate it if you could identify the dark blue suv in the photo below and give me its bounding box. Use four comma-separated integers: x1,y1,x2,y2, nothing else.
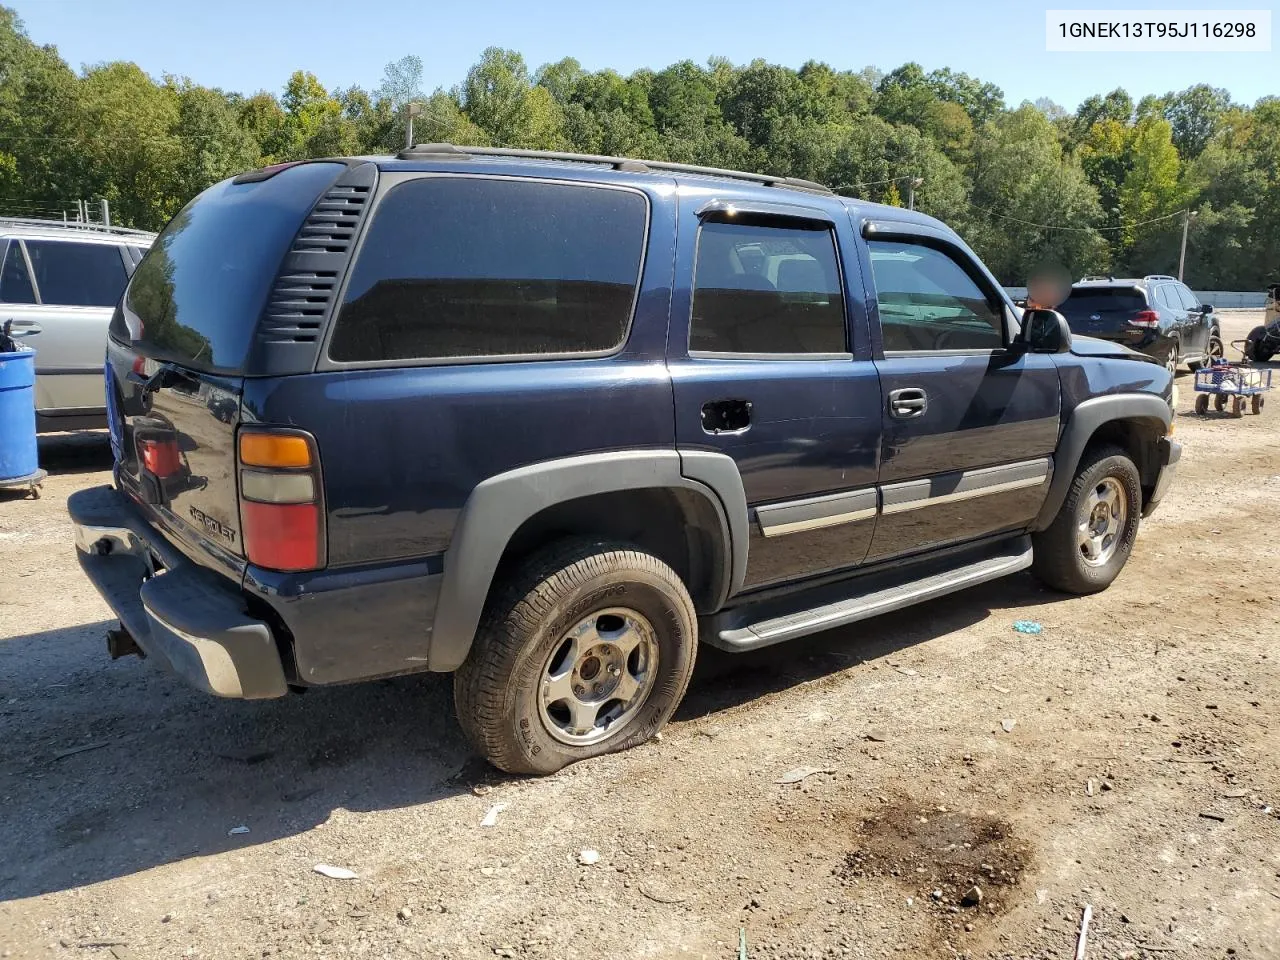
69,145,1180,774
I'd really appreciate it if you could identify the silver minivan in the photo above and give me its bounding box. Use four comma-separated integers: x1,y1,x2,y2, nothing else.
0,218,155,432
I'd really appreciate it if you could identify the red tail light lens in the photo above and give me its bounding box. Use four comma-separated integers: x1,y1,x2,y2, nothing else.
237,428,324,572
241,501,321,572
1130,310,1160,328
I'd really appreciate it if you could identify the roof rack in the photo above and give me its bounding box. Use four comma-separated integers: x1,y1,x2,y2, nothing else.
1144,274,1177,282
0,215,156,239
1080,274,1113,281
395,143,834,196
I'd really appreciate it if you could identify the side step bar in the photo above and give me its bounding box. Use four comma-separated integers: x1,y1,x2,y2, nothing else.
707,537,1033,652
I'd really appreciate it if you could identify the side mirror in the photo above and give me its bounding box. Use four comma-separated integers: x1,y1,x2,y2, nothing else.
1022,308,1072,354
1199,303,1213,314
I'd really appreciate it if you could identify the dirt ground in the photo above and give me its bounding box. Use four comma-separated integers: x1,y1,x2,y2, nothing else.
2,310,1278,960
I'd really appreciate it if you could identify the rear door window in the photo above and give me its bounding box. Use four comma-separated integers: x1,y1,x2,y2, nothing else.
114,161,346,373
0,241,35,304
689,220,847,355
24,240,127,307
329,178,648,363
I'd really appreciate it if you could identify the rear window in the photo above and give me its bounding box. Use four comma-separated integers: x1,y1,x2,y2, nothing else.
328,178,647,363
25,240,127,307
1060,288,1145,315
113,162,345,373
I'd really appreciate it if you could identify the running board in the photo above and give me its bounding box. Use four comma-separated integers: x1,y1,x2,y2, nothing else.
706,537,1033,652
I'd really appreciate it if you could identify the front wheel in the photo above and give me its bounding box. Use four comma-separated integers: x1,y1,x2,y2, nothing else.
1031,445,1142,595
454,539,698,775
1165,342,1180,377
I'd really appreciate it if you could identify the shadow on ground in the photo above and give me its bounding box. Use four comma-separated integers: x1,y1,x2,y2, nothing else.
0,569,1069,903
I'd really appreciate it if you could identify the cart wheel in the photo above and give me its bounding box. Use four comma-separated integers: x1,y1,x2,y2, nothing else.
1253,394,1265,415
1195,393,1210,415
30,484,41,500
1214,394,1227,412
1231,396,1245,418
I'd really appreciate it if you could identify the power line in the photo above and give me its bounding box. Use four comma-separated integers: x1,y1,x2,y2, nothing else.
969,204,1188,234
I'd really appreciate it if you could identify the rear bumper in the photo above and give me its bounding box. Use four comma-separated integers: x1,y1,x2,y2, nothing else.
68,485,288,699
1142,437,1181,518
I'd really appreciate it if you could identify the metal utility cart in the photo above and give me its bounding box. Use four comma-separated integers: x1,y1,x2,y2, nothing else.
1193,343,1272,417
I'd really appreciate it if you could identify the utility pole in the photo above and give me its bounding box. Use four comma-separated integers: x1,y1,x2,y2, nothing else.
405,102,423,150
908,177,923,211
1177,209,1197,281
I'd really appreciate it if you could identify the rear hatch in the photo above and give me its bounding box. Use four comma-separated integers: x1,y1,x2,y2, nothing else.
105,161,349,581
1058,286,1149,343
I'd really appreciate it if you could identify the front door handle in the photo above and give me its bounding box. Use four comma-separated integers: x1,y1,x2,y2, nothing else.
888,387,928,419
701,399,752,434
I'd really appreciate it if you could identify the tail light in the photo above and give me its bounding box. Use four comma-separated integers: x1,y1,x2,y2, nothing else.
237,428,325,572
1130,310,1160,328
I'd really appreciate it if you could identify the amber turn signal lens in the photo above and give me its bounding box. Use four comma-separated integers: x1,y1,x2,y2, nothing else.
239,432,312,469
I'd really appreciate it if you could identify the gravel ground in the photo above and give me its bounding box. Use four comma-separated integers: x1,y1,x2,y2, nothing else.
1,310,1277,960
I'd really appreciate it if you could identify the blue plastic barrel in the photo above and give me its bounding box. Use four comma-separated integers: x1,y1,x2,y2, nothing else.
0,348,39,481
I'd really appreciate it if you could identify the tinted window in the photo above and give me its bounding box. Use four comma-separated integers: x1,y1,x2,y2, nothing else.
867,241,1003,351
114,162,345,373
1154,285,1173,308
1060,288,1144,317
0,241,35,304
689,221,845,355
1175,285,1199,310
24,240,126,307
330,179,647,363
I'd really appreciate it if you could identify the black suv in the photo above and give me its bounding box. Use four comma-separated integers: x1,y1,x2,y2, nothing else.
1058,275,1221,377
69,146,1180,774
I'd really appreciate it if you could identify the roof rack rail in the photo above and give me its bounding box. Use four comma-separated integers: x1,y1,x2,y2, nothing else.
1144,274,1177,281
0,215,156,239
395,143,834,196
1080,274,1113,281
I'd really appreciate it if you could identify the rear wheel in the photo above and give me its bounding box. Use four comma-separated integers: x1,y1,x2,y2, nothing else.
1246,327,1274,363
1214,394,1227,412
454,539,697,775
1032,445,1142,595
1252,395,1265,415
1195,393,1209,415
1231,396,1245,418
1165,343,1180,377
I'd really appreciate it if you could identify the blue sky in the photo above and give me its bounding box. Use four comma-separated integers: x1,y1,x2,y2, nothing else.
11,0,1277,110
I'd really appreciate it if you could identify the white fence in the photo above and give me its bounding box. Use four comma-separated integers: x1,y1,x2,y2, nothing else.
1004,287,1265,309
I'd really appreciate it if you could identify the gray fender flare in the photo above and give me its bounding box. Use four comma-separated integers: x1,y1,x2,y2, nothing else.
1033,393,1172,530
426,449,748,672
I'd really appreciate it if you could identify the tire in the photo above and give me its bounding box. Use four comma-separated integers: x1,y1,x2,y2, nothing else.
1231,396,1245,418
1214,394,1227,412
454,538,698,775
1188,332,1223,371
1246,327,1274,363
1031,445,1142,595
1165,342,1180,377
1195,393,1209,415
1252,395,1265,415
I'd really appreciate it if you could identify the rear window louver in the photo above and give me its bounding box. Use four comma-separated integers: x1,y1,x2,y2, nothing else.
258,165,376,348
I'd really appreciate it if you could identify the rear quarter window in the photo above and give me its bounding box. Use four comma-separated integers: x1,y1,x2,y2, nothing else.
25,240,127,307
114,162,346,373
328,178,648,363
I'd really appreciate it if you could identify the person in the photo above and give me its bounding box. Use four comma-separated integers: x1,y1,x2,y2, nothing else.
1026,263,1071,311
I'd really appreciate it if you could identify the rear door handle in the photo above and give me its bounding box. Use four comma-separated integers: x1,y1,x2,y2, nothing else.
888,387,928,418
7,320,41,335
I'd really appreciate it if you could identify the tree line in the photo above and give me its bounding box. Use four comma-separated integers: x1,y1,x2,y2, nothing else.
2,6,1277,288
